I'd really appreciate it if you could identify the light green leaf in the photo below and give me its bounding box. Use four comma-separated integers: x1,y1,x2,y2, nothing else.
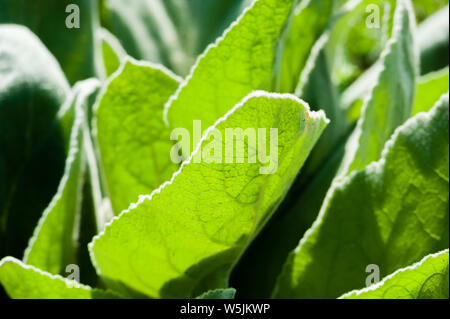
23,79,100,276
0,257,119,299
196,288,236,299
102,0,253,76
90,91,328,298
94,59,181,215
273,94,449,298
165,0,298,142
341,250,449,299
99,28,127,77
0,0,104,84
0,25,70,259
338,0,418,177
412,68,449,116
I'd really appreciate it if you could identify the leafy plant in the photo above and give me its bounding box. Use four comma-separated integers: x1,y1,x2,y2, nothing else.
0,0,448,299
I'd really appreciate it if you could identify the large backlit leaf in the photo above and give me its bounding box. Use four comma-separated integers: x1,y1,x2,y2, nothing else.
273,94,449,298
90,91,328,298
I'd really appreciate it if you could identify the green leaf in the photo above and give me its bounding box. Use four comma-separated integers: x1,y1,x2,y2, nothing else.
95,59,181,215
0,0,104,84
0,25,70,259
273,93,449,298
165,0,298,142
0,257,119,299
338,0,418,177
99,28,127,77
102,0,252,76
23,79,101,276
90,91,328,298
196,288,236,299
341,250,449,299
412,68,449,116
417,5,449,75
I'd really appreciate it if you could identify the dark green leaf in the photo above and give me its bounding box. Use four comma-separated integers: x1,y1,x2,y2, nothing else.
0,0,104,83
0,25,69,259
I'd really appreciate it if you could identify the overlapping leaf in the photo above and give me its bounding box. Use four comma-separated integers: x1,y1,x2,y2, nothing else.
90,92,328,298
